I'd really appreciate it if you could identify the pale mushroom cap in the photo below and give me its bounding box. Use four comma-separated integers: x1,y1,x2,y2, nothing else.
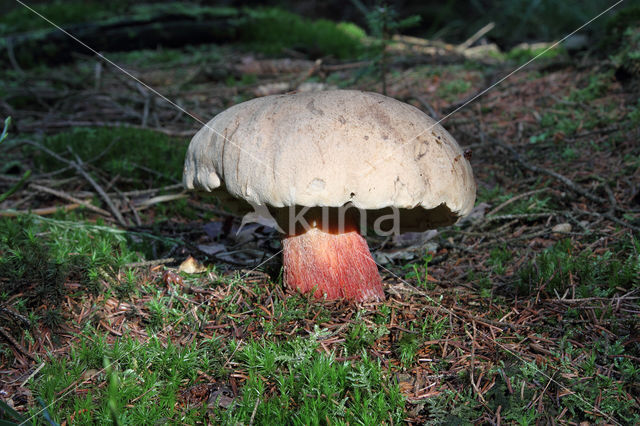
183,90,475,230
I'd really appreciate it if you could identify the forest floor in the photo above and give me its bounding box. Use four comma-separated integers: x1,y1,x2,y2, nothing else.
0,9,639,425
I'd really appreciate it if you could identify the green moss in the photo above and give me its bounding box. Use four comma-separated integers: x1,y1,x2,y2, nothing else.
0,215,138,319
506,44,564,65
487,245,512,275
223,329,405,424
29,127,188,186
2,3,364,64
32,332,226,424
569,72,613,103
437,78,472,100
518,237,640,297
29,325,404,424
345,314,389,355
238,8,365,59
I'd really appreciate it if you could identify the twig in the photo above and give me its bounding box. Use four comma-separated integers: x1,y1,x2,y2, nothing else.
490,137,606,204
23,140,128,226
485,212,558,223
0,203,82,217
513,228,553,240
387,282,521,331
528,370,557,410
0,305,31,327
137,83,151,127
565,125,620,141
606,354,640,362
69,147,128,227
548,295,640,304
413,94,440,120
321,61,371,72
603,183,617,213
578,209,640,233
0,327,36,361
30,183,111,216
119,184,184,197
223,340,243,370
21,362,45,387
602,212,640,233
135,193,188,208
131,162,181,184
249,397,260,426
487,188,549,216
293,58,322,88
124,257,177,268
457,22,495,51
469,321,484,402
110,184,141,227
5,37,25,74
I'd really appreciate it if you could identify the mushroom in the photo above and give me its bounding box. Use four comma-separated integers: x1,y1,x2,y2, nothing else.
183,90,475,302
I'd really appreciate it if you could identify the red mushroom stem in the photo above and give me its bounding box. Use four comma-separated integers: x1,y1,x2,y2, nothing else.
282,216,384,302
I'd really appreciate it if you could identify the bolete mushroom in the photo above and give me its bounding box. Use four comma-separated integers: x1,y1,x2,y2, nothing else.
183,90,475,302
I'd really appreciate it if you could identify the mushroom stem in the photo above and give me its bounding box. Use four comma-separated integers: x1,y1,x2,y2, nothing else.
282,221,384,302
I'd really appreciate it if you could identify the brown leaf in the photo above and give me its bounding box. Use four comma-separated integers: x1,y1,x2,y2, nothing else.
178,256,206,274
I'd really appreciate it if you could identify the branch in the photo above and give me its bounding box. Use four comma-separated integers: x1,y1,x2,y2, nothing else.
23,140,127,226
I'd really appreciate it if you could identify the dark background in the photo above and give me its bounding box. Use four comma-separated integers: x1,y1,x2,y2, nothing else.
2,0,635,48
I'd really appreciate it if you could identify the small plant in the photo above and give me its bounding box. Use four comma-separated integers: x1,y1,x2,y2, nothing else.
405,251,434,289
397,332,421,368
114,269,138,300
421,314,448,341
345,314,389,354
0,398,32,425
604,5,640,78
528,131,549,144
437,78,472,100
0,117,31,203
628,99,640,124
352,0,420,93
487,245,512,275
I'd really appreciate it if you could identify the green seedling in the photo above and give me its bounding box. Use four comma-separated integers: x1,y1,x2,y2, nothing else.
405,251,434,289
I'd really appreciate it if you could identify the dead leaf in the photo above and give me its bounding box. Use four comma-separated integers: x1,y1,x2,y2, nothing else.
551,223,572,234
178,256,206,274
81,369,100,381
207,383,236,409
252,82,290,97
